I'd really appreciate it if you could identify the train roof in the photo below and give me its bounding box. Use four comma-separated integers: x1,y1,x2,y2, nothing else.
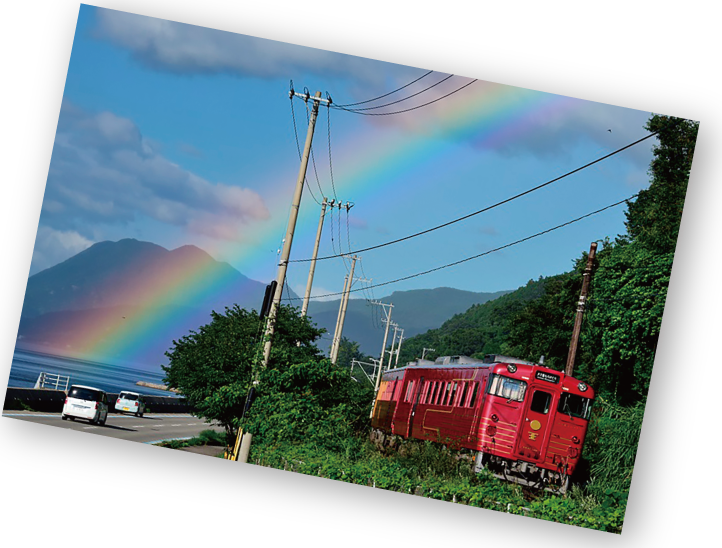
386,354,593,390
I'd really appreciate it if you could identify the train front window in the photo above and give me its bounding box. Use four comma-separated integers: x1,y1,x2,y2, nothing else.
558,393,592,420
487,374,527,402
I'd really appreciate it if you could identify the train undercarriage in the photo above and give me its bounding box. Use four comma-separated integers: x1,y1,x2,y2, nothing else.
474,451,570,494
370,429,570,494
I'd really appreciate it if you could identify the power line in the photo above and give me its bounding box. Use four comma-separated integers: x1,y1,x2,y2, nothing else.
332,79,477,116
282,194,635,302
334,69,434,107
335,74,454,112
289,131,658,264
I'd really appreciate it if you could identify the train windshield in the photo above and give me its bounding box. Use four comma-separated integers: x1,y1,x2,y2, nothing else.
487,374,527,402
558,393,592,420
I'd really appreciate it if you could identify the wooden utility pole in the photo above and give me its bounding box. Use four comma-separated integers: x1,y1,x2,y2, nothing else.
565,242,598,377
331,255,358,364
301,197,329,316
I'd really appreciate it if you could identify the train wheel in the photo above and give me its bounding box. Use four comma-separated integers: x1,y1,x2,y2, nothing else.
548,473,570,495
473,451,487,473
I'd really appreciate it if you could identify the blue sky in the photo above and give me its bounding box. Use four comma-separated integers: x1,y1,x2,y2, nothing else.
34,4,657,301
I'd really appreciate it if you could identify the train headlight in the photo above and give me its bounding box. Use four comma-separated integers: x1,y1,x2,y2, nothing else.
572,436,580,444
491,414,499,422
568,447,579,458
506,364,517,373
578,382,588,392
486,425,497,437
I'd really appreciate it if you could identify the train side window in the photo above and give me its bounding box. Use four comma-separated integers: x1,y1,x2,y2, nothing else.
530,390,552,414
438,382,447,405
449,382,458,406
469,382,479,407
405,381,415,403
421,381,431,403
459,382,468,407
430,382,439,404
444,383,453,406
393,380,402,400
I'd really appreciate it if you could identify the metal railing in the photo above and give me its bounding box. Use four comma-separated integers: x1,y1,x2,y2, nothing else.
34,372,70,392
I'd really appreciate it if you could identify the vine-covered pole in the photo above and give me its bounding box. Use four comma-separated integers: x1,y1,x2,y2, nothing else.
565,241,598,377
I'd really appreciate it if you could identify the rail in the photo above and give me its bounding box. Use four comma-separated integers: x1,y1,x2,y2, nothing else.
34,372,70,392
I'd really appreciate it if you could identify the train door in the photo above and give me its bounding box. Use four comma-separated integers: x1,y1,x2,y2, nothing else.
516,388,553,462
407,376,424,437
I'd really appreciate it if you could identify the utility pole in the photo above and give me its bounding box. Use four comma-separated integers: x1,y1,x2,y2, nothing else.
238,88,328,465
565,241,598,377
331,255,358,364
422,347,435,360
261,89,328,369
371,301,394,396
394,328,405,366
386,323,399,370
301,197,329,316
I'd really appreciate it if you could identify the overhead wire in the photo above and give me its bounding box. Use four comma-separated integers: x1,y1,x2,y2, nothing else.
336,74,454,112
281,194,636,301
332,79,477,116
289,130,658,264
334,69,435,107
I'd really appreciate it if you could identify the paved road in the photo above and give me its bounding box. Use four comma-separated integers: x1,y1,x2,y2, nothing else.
2,411,224,444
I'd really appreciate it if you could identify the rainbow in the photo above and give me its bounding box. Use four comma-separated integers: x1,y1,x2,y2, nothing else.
53,79,582,368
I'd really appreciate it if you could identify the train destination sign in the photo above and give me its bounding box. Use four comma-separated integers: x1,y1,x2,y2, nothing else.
535,371,560,384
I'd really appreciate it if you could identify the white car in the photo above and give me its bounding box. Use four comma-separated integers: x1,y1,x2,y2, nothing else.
115,391,145,417
62,385,109,425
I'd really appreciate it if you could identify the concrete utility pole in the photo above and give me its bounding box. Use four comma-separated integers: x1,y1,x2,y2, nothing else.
236,89,328,465
394,328,405,366
386,323,399,370
371,301,394,396
301,197,329,316
330,255,358,364
565,241,598,377
261,90,328,369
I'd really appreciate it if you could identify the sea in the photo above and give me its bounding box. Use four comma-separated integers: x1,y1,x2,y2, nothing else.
6,348,175,397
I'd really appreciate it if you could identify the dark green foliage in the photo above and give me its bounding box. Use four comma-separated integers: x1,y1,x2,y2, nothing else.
396,278,548,364
625,115,699,254
580,242,672,404
500,271,580,371
162,304,324,436
243,359,373,454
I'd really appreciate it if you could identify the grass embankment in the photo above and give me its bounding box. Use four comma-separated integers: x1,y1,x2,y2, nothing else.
249,438,626,534
153,410,628,532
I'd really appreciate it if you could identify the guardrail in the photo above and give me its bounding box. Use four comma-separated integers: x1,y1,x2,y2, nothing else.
34,372,70,391
3,388,191,414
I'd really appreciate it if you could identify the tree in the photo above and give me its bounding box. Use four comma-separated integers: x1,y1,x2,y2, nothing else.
162,304,324,437
242,358,373,454
580,242,672,404
625,115,699,254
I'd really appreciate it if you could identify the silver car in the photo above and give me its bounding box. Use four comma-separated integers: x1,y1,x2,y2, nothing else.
62,385,109,425
115,391,145,417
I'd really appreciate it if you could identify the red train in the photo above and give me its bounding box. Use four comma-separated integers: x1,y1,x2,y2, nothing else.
370,354,594,492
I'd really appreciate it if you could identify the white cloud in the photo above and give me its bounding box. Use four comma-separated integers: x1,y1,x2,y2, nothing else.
30,226,93,274
93,8,418,87
42,101,270,241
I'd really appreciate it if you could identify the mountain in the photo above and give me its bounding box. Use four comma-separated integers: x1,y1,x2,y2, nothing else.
21,239,265,318
16,238,508,368
16,239,289,367
305,287,510,356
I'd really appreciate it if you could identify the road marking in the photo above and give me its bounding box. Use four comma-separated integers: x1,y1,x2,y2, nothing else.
171,424,181,426
84,426,98,430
